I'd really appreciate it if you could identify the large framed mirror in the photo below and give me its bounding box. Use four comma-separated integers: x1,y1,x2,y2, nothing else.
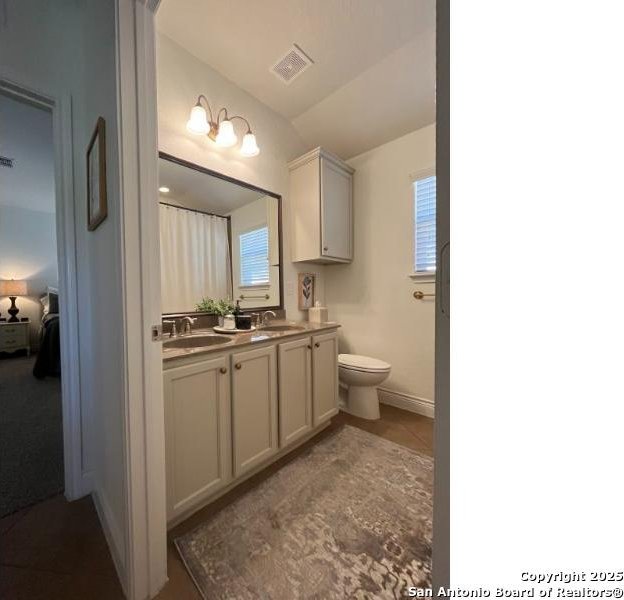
158,152,283,315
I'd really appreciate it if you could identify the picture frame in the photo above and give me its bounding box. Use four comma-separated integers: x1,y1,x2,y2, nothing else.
86,116,108,231
297,272,315,310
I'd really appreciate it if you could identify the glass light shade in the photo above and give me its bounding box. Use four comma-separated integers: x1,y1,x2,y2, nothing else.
186,104,209,135
0,279,27,296
215,119,237,147
240,132,260,157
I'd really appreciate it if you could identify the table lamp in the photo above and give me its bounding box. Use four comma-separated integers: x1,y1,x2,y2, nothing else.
0,279,28,322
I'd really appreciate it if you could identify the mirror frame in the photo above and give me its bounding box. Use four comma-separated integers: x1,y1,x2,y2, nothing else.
159,151,284,315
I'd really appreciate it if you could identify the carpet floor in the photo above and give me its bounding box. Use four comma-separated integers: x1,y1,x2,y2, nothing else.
0,354,64,517
175,424,433,599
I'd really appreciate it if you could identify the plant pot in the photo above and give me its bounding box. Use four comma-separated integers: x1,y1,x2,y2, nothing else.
218,316,225,327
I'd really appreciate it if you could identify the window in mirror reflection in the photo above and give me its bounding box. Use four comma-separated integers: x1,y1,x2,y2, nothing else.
240,226,269,287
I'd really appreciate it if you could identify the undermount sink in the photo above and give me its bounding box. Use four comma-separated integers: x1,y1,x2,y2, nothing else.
163,334,232,350
260,324,305,332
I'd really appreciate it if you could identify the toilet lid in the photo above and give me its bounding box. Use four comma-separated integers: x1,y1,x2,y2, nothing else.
338,354,391,373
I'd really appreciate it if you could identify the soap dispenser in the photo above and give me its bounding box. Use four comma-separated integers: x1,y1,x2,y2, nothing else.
308,301,328,323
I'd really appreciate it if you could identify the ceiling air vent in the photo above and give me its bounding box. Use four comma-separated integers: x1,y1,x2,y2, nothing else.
271,44,314,85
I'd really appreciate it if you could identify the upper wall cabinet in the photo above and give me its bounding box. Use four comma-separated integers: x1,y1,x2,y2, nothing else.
289,147,354,264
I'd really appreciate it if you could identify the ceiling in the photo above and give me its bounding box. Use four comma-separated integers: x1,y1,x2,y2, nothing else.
156,0,435,159
159,157,264,215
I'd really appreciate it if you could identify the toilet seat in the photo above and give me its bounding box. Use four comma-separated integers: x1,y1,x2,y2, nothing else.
338,354,391,373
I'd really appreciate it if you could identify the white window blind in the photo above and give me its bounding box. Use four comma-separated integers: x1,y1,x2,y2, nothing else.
414,175,437,273
240,226,269,286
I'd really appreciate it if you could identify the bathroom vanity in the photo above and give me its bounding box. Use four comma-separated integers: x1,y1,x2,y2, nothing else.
162,321,339,525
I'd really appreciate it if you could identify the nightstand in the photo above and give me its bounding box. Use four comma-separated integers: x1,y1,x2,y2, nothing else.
0,321,31,356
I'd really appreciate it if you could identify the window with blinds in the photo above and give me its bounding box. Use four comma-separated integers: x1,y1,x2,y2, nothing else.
414,175,437,274
240,226,270,286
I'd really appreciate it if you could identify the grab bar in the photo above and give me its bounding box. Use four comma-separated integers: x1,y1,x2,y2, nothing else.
239,294,270,300
413,291,435,300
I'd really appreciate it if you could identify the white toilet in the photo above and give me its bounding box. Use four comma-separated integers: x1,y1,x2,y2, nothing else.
338,354,391,420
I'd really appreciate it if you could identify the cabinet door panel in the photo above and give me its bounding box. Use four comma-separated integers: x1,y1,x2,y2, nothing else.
291,159,321,262
321,158,352,261
278,337,312,447
164,355,231,521
232,345,278,477
312,331,339,425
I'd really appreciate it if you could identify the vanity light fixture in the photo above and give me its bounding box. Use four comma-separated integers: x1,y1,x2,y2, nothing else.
186,95,260,157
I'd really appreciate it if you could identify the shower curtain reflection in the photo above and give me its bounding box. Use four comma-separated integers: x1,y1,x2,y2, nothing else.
159,203,232,313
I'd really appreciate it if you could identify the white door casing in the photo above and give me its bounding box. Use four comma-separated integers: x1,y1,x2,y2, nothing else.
0,77,88,501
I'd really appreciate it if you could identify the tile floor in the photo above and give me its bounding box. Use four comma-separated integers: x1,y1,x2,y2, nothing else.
0,405,433,599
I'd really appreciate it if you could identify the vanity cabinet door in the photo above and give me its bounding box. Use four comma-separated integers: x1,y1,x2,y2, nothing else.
321,157,352,261
231,345,278,478
164,355,231,522
278,337,313,447
312,331,339,425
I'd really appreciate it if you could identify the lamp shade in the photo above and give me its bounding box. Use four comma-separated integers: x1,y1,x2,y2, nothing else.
215,119,237,147
186,104,210,135
0,279,27,296
240,132,259,157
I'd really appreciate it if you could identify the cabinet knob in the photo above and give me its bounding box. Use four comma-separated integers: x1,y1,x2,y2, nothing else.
314,342,320,348
323,246,328,252
220,367,227,374
307,344,312,349
235,363,242,370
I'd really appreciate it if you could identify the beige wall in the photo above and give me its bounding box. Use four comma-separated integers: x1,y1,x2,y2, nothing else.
156,33,324,319
325,125,436,405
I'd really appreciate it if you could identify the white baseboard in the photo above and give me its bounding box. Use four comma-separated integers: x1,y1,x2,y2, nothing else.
92,488,127,597
378,387,435,418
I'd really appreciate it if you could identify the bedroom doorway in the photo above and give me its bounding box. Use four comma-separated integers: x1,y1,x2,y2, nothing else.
0,88,65,518
0,76,85,526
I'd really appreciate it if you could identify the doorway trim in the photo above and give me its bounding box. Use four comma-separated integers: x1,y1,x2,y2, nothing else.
114,0,168,598
0,76,90,501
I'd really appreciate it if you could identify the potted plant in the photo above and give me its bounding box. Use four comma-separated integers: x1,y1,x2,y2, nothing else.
196,297,235,327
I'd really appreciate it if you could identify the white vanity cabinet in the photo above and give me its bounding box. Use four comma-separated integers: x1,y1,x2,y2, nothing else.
311,332,340,425
277,331,339,446
163,354,232,521
289,147,354,264
278,337,313,446
163,325,339,525
231,345,278,478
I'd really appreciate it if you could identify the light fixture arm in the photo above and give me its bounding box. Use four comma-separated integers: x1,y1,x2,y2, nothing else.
195,94,214,124
229,115,253,134
216,107,229,125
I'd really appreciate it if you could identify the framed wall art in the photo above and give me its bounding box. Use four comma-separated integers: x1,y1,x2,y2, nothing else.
87,116,108,231
297,272,315,310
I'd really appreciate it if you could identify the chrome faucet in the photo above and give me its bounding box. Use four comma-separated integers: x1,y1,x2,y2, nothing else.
261,311,277,326
180,316,197,335
163,319,177,338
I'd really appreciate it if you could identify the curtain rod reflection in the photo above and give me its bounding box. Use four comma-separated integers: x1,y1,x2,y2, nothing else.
159,201,230,220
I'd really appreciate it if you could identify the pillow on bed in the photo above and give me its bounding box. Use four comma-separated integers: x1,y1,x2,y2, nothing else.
40,287,59,316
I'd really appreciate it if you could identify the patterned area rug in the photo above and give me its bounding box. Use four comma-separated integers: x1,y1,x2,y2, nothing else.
175,424,433,599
